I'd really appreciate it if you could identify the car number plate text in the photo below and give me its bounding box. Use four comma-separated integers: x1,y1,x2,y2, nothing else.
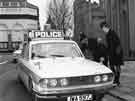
67,94,93,101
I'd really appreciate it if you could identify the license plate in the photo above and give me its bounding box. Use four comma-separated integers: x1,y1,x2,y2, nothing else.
67,94,93,101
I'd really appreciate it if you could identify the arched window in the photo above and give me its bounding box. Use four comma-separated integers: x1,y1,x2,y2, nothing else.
11,2,18,7
11,23,24,42
0,24,8,49
0,24,8,42
3,2,9,7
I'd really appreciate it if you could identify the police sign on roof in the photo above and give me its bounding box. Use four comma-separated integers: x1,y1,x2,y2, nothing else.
29,30,64,39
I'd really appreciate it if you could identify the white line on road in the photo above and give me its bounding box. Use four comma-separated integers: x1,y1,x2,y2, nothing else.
0,61,8,65
0,56,8,64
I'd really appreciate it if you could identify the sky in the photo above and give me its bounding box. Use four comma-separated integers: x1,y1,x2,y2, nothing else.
28,0,50,29
28,0,99,29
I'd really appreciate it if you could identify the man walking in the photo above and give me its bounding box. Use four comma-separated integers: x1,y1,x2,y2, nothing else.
100,21,124,86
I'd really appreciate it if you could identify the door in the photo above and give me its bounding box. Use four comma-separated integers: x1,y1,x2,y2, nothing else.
0,24,8,49
11,24,24,42
18,43,30,89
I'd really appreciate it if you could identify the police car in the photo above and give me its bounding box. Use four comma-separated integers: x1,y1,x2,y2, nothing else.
16,30,114,101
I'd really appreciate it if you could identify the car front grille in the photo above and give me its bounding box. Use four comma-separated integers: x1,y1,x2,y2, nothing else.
68,76,92,86
67,73,113,87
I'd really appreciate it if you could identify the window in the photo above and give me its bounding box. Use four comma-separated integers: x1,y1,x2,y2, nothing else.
31,43,82,59
19,2,25,7
22,43,29,59
3,2,9,7
11,2,18,7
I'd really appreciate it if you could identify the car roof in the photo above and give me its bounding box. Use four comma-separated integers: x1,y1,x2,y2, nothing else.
30,40,77,45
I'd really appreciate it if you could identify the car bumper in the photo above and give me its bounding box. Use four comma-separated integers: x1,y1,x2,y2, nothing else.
33,84,114,101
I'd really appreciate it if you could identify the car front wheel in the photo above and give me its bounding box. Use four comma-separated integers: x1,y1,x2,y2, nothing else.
28,77,38,101
95,93,105,101
32,93,38,101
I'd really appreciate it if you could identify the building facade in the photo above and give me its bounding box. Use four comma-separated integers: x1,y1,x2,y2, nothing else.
105,0,135,58
0,0,39,51
74,0,89,41
73,0,106,42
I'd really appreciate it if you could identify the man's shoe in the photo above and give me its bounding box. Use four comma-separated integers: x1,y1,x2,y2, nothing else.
112,83,117,88
117,82,120,87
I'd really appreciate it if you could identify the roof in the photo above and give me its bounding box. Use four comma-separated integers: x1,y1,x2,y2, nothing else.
0,0,38,9
30,40,77,45
26,2,38,9
0,0,26,2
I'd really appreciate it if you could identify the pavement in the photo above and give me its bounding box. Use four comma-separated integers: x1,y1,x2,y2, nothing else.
107,61,135,101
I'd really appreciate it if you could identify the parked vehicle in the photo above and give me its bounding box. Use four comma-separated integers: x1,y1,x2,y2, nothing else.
16,30,114,101
12,49,22,63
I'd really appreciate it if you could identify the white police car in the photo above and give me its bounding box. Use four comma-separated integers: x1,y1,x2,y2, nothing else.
16,30,114,101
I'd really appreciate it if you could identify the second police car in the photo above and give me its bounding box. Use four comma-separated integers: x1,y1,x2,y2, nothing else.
16,30,114,101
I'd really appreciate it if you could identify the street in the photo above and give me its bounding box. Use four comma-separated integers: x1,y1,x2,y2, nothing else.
0,54,123,101
0,54,32,101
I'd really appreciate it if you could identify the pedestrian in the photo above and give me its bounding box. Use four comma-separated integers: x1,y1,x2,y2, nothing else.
93,37,108,66
79,32,88,55
100,21,124,86
87,38,97,60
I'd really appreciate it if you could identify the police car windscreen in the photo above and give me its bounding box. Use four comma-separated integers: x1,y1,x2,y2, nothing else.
31,43,82,59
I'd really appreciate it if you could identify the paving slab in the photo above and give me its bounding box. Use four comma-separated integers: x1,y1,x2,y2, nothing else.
108,61,135,101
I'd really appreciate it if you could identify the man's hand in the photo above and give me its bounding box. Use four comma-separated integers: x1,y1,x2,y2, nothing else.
100,57,105,64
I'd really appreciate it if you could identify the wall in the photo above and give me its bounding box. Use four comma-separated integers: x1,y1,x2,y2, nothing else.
128,0,135,56
0,8,38,15
0,19,38,30
105,0,130,58
74,0,106,42
74,0,88,41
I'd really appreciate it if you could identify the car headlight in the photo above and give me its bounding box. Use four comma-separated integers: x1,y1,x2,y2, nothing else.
39,79,48,88
60,78,68,86
102,75,108,82
94,75,101,83
49,79,57,87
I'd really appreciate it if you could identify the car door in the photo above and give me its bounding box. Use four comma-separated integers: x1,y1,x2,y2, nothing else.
18,43,30,89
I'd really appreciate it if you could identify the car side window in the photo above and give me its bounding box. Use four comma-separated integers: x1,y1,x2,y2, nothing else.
21,44,25,57
24,45,29,59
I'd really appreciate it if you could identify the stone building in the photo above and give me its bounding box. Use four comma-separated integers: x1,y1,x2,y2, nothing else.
74,0,90,41
0,0,39,51
105,0,135,58
73,0,106,42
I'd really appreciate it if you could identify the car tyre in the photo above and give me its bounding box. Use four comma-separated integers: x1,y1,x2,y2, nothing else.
96,94,105,101
17,74,22,84
13,58,18,64
28,77,33,93
28,77,38,101
32,94,38,101
17,73,23,84
16,65,22,84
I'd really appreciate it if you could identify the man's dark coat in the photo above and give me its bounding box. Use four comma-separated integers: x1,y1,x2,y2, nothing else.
106,29,123,65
